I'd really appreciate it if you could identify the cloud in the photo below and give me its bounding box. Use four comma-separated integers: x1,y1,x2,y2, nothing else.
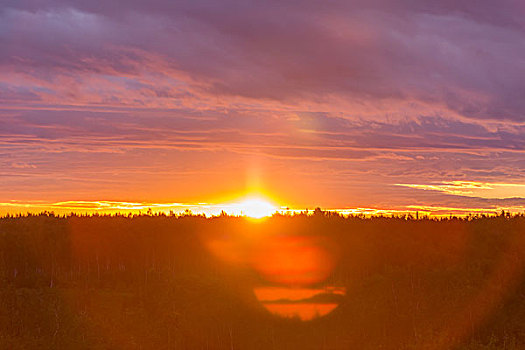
396,181,525,199
0,1,524,210
1,1,525,120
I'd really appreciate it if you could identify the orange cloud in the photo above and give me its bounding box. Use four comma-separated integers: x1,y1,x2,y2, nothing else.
396,181,525,199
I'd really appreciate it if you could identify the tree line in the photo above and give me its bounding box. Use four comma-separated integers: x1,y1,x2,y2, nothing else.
0,211,523,349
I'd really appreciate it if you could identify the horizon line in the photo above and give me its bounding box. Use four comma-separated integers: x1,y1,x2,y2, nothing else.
0,199,523,218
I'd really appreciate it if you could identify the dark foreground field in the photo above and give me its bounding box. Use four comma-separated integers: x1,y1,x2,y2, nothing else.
0,212,524,349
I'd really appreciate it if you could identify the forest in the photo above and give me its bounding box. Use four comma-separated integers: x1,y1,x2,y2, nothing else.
0,211,523,349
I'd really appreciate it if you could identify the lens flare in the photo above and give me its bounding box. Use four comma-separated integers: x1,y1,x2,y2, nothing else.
253,286,346,320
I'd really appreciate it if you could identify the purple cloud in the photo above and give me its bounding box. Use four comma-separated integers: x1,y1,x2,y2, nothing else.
2,0,525,120
0,0,524,211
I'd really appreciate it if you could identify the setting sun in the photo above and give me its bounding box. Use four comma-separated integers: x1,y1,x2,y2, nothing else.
232,197,277,218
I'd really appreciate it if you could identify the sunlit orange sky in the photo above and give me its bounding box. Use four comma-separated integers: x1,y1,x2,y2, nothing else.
1,0,524,216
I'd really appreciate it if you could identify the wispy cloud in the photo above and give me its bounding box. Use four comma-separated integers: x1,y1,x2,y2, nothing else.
0,0,524,209
396,181,525,199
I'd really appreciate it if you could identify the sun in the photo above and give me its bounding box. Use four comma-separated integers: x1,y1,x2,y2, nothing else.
234,197,278,218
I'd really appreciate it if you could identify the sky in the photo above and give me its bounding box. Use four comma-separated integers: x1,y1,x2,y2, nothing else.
1,0,524,215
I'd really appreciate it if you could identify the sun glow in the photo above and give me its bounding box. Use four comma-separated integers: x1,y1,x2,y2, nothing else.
232,197,278,218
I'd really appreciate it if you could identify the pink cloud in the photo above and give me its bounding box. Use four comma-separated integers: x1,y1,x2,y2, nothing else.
0,0,524,210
